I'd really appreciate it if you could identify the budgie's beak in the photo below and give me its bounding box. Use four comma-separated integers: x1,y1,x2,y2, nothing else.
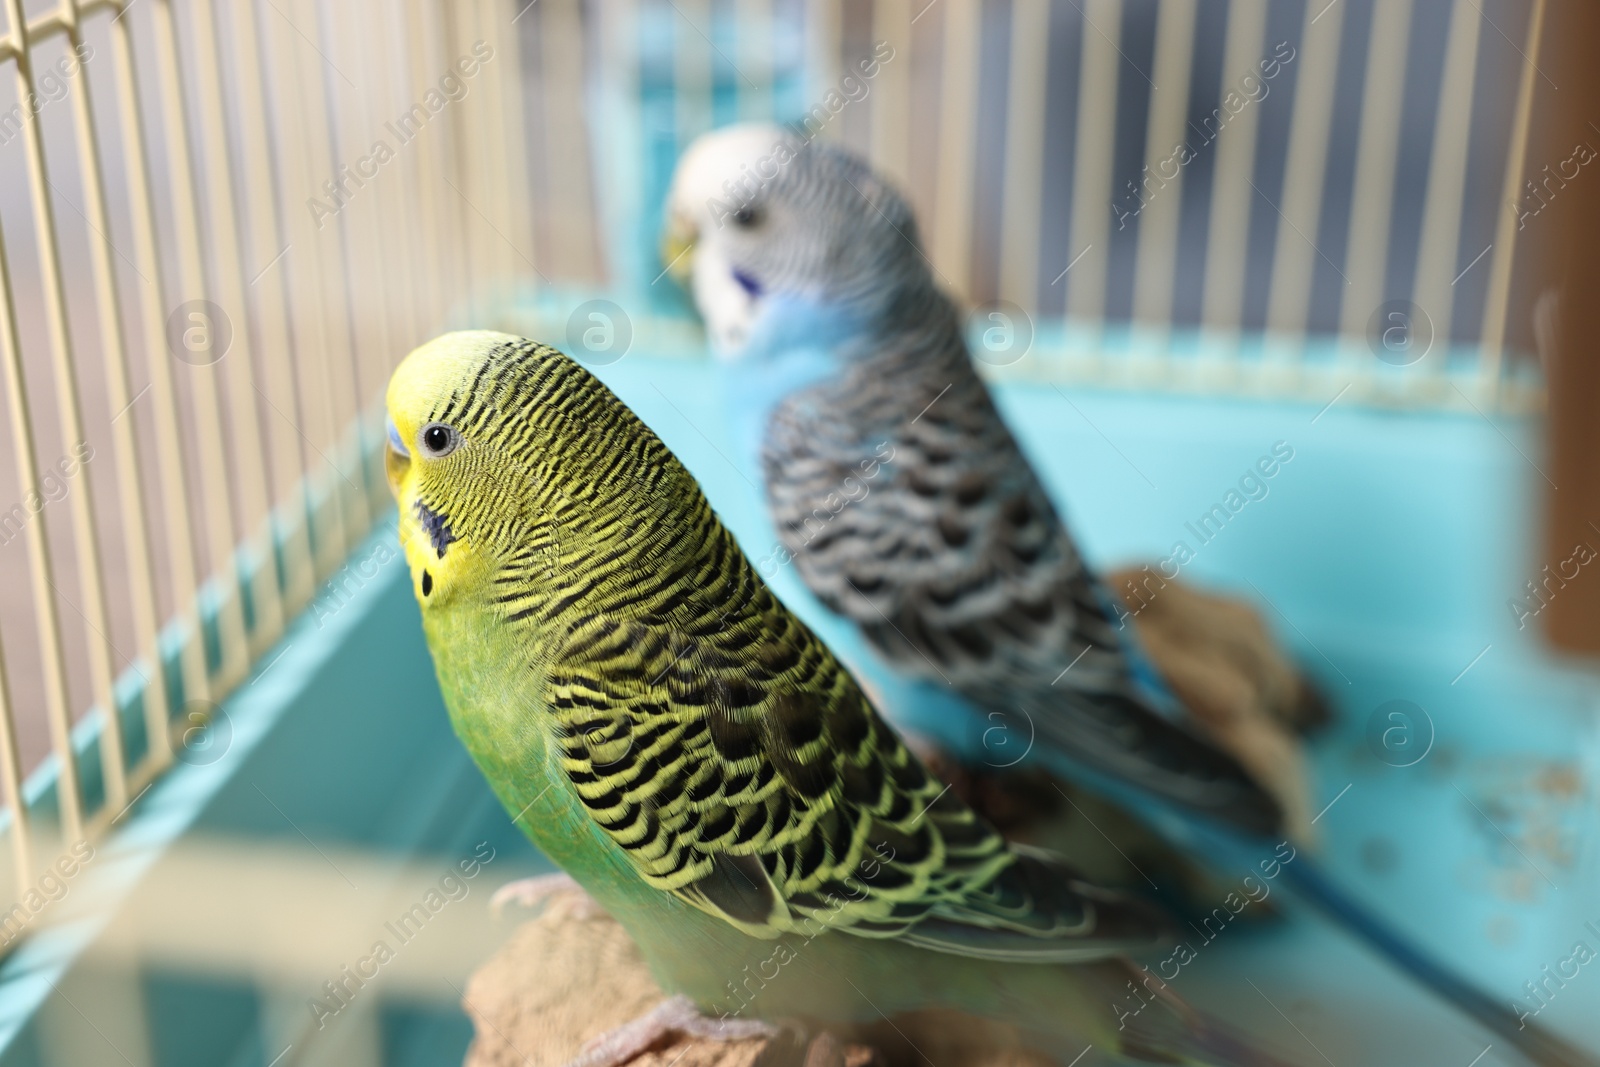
661,209,697,288
385,416,411,500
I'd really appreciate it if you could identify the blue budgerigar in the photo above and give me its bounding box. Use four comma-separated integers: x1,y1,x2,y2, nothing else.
662,124,1598,1067
663,125,1301,837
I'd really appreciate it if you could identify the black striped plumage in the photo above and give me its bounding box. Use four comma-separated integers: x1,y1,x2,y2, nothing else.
398,333,1173,959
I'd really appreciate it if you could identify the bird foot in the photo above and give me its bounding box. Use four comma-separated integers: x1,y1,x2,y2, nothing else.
490,872,606,920
564,995,780,1067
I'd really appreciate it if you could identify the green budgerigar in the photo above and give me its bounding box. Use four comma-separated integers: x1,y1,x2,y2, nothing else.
385,330,1299,1066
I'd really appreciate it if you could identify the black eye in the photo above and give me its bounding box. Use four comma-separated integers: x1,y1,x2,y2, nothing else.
732,205,759,228
419,423,460,458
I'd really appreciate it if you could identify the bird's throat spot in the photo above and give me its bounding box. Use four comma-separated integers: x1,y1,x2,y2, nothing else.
421,570,433,597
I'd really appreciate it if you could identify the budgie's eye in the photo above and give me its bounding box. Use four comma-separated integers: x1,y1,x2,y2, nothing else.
732,205,760,228
419,422,461,458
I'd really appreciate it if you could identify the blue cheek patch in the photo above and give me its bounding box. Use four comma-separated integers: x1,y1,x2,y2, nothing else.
387,418,409,457
414,499,457,560
732,268,764,298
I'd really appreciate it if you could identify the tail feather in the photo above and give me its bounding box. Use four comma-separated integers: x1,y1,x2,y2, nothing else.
1121,1022,1300,1067
1283,856,1600,1067
1112,962,1304,1067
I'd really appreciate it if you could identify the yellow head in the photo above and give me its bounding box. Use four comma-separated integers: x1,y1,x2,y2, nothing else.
386,330,519,612
384,330,703,626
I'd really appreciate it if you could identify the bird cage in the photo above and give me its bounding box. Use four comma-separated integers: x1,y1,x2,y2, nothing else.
506,0,1552,414
0,0,530,1057
0,0,1591,1065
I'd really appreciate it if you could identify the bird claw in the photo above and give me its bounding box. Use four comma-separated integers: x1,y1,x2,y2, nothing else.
489,872,606,919
563,995,781,1067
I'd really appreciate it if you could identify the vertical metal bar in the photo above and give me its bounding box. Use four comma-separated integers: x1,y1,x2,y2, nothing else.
319,0,384,503
675,0,714,168
440,0,480,305
1200,0,1269,333
422,0,452,326
398,0,456,337
190,0,286,652
435,0,470,311
474,0,517,296
1337,0,1415,339
297,0,369,541
227,0,318,617
461,0,487,282
0,629,27,894
807,0,841,137
379,0,413,386
372,0,417,350
1264,0,1345,339
327,0,393,427
350,0,413,381
0,160,26,870
596,0,640,292
1131,0,1198,331
0,0,90,837
383,0,440,348
543,0,597,282
409,0,470,313
498,0,539,289
458,0,491,301
998,0,1051,312
1479,0,1547,387
416,0,476,309
259,0,352,578
150,0,251,689
59,3,172,795
1412,0,1483,357
931,0,979,299
372,0,406,365
295,0,375,432
475,0,510,297
441,0,490,310
869,0,912,189
315,0,363,397
736,0,773,121
107,0,211,726
0,202,35,893
1065,0,1122,324
339,0,383,479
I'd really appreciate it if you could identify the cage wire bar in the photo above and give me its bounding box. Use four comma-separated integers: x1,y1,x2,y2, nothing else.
573,0,1548,412
0,0,530,921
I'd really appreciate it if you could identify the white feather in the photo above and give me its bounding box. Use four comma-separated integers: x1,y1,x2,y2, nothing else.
666,123,793,360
